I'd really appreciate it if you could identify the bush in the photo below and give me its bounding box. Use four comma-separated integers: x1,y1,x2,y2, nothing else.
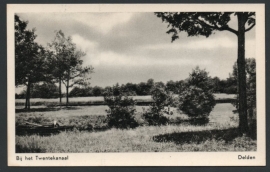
178,86,216,118
104,85,138,129
143,83,171,126
177,67,216,121
143,111,169,126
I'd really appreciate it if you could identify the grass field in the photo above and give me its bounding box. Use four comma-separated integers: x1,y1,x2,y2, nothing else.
15,103,256,153
16,125,256,153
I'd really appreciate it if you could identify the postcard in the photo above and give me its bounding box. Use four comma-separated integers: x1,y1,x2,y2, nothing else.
7,4,265,166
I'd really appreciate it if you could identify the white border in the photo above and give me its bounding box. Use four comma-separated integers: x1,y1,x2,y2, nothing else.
7,4,265,166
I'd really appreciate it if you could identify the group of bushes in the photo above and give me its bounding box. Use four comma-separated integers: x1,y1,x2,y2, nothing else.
105,67,216,129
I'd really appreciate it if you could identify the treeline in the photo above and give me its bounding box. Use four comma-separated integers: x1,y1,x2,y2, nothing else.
16,72,237,99
69,75,237,97
17,58,256,99
16,56,256,100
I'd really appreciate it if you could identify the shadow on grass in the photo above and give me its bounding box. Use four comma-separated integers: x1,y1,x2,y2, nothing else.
16,126,110,137
16,129,62,137
153,128,243,145
16,145,46,153
16,106,80,113
170,117,210,126
16,107,60,113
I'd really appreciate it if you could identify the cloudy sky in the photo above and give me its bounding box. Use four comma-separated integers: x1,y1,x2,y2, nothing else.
17,12,255,89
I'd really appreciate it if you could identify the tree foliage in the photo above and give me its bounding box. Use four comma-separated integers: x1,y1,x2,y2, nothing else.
31,83,58,98
48,30,94,106
155,12,254,41
15,14,51,109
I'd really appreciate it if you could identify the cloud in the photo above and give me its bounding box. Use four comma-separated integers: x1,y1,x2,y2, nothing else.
71,13,134,34
84,50,212,68
142,37,237,50
72,34,98,52
245,39,256,58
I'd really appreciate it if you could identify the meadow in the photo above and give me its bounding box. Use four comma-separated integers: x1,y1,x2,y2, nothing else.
15,102,256,153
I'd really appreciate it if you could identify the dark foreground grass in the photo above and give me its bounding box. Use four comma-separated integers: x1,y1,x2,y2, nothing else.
16,123,256,153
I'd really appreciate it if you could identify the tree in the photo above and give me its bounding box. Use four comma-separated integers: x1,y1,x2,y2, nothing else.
166,80,176,93
137,82,148,95
49,30,94,106
232,58,256,120
61,49,93,106
222,75,238,94
245,59,256,116
15,15,50,109
92,86,103,96
155,12,255,134
210,77,221,93
48,30,73,106
69,86,93,97
121,83,137,96
31,83,58,98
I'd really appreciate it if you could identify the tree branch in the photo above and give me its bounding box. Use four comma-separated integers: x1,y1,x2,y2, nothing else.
62,80,67,87
196,18,238,35
245,23,255,32
247,12,255,17
221,26,238,35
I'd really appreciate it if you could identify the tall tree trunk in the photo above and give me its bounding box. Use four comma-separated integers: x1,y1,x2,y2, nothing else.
66,70,70,107
24,85,28,109
27,93,30,110
59,77,62,107
25,81,31,110
237,13,249,134
66,85,69,107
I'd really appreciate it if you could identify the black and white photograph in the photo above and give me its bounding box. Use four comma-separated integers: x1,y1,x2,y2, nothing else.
7,4,265,166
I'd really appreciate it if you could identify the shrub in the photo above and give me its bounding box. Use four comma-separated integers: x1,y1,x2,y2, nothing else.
104,85,138,129
178,86,216,118
177,67,216,121
143,111,169,126
143,83,172,125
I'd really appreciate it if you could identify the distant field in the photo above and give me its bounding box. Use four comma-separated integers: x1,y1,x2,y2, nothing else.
15,103,238,133
15,94,236,106
16,103,237,123
214,93,236,99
